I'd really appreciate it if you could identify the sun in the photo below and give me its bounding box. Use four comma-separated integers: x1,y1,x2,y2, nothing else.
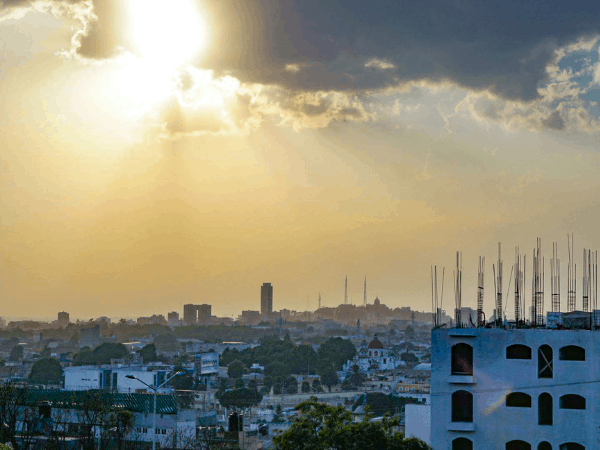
128,0,207,69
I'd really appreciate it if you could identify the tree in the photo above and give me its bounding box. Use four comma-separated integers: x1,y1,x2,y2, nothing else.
311,379,323,393
272,399,431,450
104,409,133,450
154,334,180,352
401,352,419,364
72,343,129,366
228,360,245,379
320,368,339,391
139,343,157,362
301,381,311,393
8,345,23,362
346,364,365,389
217,388,263,410
29,358,62,385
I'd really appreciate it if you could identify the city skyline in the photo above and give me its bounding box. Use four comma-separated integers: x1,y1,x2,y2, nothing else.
3,2,600,319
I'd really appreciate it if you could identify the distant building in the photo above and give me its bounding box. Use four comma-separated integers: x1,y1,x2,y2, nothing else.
167,311,179,326
79,324,101,349
431,325,599,450
183,304,212,325
261,283,273,316
57,311,70,327
137,315,167,326
341,334,404,375
64,366,172,393
239,310,261,325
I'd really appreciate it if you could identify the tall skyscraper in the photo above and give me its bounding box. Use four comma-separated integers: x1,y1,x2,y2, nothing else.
261,282,273,316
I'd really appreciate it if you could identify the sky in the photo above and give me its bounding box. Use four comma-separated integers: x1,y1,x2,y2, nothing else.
3,0,600,321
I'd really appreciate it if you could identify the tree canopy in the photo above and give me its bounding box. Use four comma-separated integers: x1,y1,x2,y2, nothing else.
138,343,157,362
217,388,263,410
29,358,62,385
273,399,430,450
228,360,245,379
72,343,129,366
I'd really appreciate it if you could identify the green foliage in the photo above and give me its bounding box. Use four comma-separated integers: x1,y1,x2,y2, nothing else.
272,399,431,450
301,381,311,393
72,343,129,366
228,360,245,379
320,368,339,391
171,367,194,390
220,336,355,387
217,388,263,410
401,352,419,364
346,364,366,389
153,334,180,352
311,379,323,393
357,393,423,417
139,343,158,362
9,345,23,361
234,378,245,389
29,358,62,384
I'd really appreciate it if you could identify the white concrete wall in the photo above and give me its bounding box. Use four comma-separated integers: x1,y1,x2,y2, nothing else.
116,370,157,393
431,328,596,449
405,404,430,445
64,368,102,390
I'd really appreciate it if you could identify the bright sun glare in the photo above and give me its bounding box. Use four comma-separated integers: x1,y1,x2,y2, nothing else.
128,0,206,69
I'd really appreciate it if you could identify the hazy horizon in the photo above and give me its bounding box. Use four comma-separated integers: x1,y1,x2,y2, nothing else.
3,1,600,320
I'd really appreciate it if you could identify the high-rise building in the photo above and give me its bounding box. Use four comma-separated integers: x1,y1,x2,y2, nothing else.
58,311,70,327
261,283,273,316
183,304,212,325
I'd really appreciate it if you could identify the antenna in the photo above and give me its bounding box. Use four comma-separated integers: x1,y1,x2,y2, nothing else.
363,277,367,306
318,293,321,310
344,276,348,305
496,243,503,325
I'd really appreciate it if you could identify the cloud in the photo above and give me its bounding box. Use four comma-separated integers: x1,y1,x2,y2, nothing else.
7,0,600,102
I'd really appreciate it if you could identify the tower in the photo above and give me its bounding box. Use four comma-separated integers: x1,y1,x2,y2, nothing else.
344,276,348,305
363,277,367,306
261,283,273,316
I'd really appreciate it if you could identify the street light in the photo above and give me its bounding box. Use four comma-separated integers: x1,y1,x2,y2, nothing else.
126,371,184,450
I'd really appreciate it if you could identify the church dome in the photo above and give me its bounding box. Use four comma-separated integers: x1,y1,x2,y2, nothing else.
368,334,384,349
374,297,380,306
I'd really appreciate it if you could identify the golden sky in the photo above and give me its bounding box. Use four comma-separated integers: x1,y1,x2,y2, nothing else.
3,1,600,320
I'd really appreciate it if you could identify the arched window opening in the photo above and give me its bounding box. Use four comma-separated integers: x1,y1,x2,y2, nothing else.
506,392,531,407
559,346,585,361
452,343,473,375
451,390,473,422
538,345,553,378
538,442,552,450
506,440,532,450
559,444,585,450
507,344,532,360
538,393,552,425
559,395,585,410
453,437,473,450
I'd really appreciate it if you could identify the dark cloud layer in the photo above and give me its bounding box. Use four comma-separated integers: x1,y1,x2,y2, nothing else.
5,0,600,101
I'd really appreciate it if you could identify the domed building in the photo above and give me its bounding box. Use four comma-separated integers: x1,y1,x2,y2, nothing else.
342,334,404,375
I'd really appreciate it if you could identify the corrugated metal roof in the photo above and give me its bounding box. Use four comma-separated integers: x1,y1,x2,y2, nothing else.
0,388,178,414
